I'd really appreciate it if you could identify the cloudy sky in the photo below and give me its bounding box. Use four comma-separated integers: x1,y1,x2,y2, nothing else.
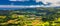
36,0,60,6
0,0,60,6
9,0,60,6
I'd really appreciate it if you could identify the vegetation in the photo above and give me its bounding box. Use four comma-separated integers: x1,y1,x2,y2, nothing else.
0,7,60,26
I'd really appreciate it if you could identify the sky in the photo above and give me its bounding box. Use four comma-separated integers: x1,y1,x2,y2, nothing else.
0,0,10,5
0,0,60,6
0,0,60,10
36,0,60,6
0,0,41,5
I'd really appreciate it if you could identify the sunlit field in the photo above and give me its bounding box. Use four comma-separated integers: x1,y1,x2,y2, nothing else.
0,7,60,26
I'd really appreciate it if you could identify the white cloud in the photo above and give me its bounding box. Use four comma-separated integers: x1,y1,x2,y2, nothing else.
9,0,16,1
36,0,60,6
